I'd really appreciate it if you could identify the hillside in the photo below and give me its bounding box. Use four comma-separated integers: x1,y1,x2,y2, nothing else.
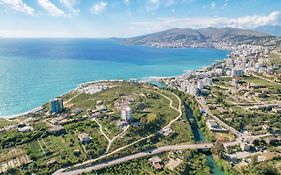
123,27,275,48
255,25,281,36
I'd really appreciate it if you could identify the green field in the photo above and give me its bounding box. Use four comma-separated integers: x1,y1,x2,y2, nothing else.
0,81,194,175
0,118,16,128
270,53,281,65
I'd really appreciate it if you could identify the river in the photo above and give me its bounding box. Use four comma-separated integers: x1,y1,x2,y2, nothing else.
185,105,224,175
151,81,224,175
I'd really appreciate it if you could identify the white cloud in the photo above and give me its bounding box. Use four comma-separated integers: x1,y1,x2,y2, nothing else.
38,0,67,17
210,1,216,9
123,0,129,6
130,11,281,33
91,1,107,15
59,0,79,14
164,0,175,6
146,0,160,12
0,0,35,15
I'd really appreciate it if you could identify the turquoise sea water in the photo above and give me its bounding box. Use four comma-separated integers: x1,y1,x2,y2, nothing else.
0,39,228,117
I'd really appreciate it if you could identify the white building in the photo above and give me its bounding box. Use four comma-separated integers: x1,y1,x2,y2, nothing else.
121,106,132,121
78,133,92,143
231,69,244,77
258,67,266,73
169,80,177,87
197,80,204,90
18,126,31,132
215,69,223,76
186,82,197,96
202,77,212,86
206,120,228,132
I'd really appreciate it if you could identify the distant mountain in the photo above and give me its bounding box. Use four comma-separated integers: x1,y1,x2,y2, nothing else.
123,27,274,48
255,25,281,36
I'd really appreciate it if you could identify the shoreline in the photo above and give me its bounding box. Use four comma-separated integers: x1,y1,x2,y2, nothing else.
0,57,227,120
0,77,175,120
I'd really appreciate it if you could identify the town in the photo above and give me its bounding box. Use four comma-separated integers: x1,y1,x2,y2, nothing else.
161,39,281,170
0,38,280,175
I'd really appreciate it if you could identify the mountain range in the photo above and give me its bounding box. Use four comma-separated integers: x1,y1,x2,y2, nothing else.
123,27,276,48
255,25,281,36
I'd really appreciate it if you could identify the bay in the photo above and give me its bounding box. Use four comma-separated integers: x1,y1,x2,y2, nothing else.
0,38,228,117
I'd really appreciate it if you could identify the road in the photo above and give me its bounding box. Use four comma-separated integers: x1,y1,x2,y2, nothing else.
251,73,281,86
53,143,213,175
64,92,83,105
92,118,130,153
52,86,275,175
151,89,182,130
196,97,242,137
53,88,183,175
245,103,281,109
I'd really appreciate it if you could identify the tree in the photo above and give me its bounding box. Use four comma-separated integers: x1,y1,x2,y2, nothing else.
212,141,224,158
254,163,279,175
216,96,223,104
250,155,258,166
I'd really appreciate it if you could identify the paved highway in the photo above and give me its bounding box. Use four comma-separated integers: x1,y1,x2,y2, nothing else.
53,88,183,175
53,143,213,175
53,87,274,175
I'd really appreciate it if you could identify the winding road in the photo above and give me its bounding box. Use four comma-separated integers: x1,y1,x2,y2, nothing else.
53,87,183,175
150,89,182,130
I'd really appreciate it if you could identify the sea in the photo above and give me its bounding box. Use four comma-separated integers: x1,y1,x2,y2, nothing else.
0,38,228,117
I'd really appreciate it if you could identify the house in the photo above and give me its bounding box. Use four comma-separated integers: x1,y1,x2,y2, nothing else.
116,120,128,129
96,105,107,112
72,108,82,115
161,127,173,136
240,143,255,151
47,159,57,167
257,91,268,98
49,125,65,135
248,83,266,89
50,118,59,125
96,100,103,105
18,126,32,132
73,149,81,156
148,156,163,170
206,120,228,132
272,107,281,114
217,107,227,114
131,121,141,127
78,133,92,143
91,111,102,118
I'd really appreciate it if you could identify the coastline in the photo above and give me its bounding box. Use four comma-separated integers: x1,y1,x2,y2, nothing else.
0,79,125,120
0,53,228,120
0,77,175,120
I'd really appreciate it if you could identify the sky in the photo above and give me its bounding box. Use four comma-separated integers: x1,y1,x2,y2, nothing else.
0,0,281,38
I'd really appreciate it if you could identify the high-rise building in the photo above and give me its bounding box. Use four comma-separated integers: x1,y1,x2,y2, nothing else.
231,69,244,77
197,80,204,90
51,98,64,113
121,106,132,121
